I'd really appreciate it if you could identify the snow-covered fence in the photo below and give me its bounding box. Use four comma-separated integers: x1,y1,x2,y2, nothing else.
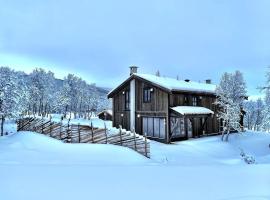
17,117,150,158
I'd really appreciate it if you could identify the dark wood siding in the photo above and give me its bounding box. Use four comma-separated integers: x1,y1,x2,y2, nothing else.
134,80,169,142
169,92,219,136
113,83,130,130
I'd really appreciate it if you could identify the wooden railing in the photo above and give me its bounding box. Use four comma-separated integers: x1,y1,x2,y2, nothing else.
17,117,150,158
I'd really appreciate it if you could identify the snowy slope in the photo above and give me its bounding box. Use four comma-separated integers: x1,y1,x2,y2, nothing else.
151,131,270,165
0,132,149,166
0,125,270,200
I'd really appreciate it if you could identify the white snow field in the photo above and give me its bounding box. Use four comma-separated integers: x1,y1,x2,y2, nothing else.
0,122,270,200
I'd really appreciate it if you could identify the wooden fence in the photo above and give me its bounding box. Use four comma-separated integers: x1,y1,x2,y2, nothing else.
17,117,150,158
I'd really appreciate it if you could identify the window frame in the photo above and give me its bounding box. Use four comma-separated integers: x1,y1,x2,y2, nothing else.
192,96,198,106
124,90,130,110
143,87,152,103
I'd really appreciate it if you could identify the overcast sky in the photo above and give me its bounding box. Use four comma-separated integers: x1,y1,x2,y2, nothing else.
0,0,270,97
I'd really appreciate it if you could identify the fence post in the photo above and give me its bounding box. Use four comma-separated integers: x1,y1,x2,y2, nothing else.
66,118,71,143
49,121,53,137
133,128,137,151
33,117,37,132
41,117,44,134
119,125,123,146
59,119,62,140
18,118,21,131
78,123,81,143
91,121,94,143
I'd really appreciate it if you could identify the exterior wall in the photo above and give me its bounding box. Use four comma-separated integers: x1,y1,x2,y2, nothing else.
169,92,219,136
134,79,169,142
112,84,130,130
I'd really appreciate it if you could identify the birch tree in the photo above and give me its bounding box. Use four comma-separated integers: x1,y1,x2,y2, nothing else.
215,71,247,141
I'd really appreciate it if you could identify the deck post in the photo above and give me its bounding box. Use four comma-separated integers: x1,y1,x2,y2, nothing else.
184,117,188,139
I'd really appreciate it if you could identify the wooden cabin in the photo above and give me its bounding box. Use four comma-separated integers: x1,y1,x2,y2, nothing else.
108,66,219,143
97,109,113,121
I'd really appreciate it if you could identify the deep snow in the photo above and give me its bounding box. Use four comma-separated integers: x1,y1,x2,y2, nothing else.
0,122,270,200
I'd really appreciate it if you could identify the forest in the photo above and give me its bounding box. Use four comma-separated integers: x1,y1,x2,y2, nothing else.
0,67,110,135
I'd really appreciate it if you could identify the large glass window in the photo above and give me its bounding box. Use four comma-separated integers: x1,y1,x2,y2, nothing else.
142,117,165,139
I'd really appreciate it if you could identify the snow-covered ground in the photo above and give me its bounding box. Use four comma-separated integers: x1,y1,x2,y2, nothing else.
0,122,270,200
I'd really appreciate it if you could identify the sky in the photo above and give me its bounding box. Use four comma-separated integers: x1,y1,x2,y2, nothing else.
0,0,270,97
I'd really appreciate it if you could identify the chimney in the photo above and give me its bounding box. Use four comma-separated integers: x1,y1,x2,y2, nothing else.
185,79,190,82
205,79,211,84
129,66,138,76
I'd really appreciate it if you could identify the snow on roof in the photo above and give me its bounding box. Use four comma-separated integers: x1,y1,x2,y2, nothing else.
171,106,214,116
135,73,216,94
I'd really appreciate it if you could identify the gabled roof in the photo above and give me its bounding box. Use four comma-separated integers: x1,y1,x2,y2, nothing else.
108,73,216,98
171,106,214,116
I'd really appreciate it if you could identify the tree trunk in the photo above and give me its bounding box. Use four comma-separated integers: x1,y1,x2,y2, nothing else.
64,105,68,118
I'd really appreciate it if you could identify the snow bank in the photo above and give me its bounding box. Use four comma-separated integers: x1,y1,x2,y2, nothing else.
1,126,270,200
0,132,150,166
150,131,270,165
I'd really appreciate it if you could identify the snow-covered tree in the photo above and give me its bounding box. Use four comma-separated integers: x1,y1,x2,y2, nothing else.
215,71,247,141
28,68,56,116
0,67,28,135
262,67,270,131
244,99,265,131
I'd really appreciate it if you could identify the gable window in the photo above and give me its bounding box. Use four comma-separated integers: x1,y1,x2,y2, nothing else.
143,88,152,103
125,90,130,110
192,97,197,106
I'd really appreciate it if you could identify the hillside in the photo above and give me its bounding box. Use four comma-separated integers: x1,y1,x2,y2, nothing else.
0,121,270,200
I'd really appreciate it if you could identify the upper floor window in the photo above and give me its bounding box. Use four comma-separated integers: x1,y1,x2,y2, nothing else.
125,90,130,110
143,88,152,103
192,97,197,106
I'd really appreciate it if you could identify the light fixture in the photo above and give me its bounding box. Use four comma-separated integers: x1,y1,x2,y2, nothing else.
137,114,141,118
150,88,154,92
121,113,124,117
122,91,125,95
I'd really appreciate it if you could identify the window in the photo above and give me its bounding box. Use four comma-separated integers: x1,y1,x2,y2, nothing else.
143,88,152,102
170,117,185,138
125,90,130,110
192,97,197,106
142,117,165,139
